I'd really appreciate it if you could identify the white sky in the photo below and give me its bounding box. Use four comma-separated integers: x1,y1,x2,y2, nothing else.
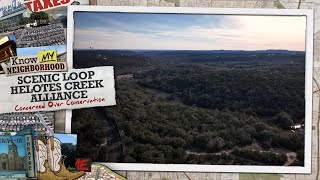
74,13,306,51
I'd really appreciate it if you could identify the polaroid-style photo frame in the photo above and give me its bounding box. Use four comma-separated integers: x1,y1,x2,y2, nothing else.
67,6,313,173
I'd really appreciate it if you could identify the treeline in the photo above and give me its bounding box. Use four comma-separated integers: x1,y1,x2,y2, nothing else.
72,50,305,166
129,145,289,165
186,148,288,165
73,50,148,74
72,108,109,161
140,50,305,63
97,85,304,165
61,143,77,169
231,148,287,165
137,65,305,123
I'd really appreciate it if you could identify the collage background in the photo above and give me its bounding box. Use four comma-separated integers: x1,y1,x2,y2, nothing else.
78,0,320,179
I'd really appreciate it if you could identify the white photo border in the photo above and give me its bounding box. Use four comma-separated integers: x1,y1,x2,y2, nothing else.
67,5,313,174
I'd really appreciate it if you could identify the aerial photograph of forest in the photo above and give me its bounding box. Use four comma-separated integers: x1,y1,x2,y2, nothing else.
71,12,306,166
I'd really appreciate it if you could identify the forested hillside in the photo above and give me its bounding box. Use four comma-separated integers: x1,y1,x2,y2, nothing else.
72,50,305,166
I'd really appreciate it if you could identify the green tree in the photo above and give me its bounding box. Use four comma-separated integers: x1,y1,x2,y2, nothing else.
61,143,77,169
37,132,46,142
3,131,11,136
61,16,67,28
207,137,225,152
274,111,294,130
30,11,49,21
18,17,31,25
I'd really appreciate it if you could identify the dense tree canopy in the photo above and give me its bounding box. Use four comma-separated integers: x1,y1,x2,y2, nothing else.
30,12,49,21
72,50,305,166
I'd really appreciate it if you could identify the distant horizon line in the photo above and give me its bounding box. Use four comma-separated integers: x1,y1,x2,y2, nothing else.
73,48,305,52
